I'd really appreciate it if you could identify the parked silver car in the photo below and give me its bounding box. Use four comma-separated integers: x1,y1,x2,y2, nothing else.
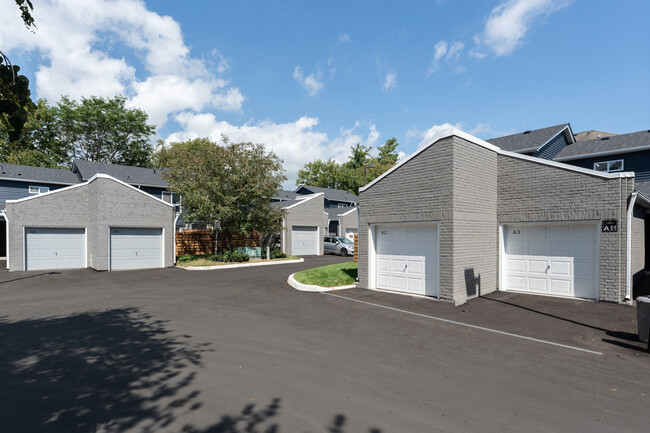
324,236,355,257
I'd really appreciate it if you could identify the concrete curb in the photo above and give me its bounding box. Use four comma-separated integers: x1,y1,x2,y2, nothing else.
287,273,356,292
180,258,304,271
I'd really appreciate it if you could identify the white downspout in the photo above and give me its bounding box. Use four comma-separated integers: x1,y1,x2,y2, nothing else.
2,211,8,270
281,217,286,254
173,212,180,263
356,205,360,282
626,191,638,301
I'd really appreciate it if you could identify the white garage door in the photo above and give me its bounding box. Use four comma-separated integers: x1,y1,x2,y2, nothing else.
503,223,598,299
291,226,319,256
25,227,86,271
375,224,439,296
110,228,163,270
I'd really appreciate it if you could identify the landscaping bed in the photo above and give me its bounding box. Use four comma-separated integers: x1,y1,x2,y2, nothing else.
176,254,298,268
293,261,357,287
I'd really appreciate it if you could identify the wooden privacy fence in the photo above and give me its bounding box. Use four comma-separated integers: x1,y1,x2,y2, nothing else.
354,234,358,262
175,230,261,256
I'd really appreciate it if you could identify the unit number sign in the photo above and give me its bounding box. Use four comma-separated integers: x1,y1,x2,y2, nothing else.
602,219,618,232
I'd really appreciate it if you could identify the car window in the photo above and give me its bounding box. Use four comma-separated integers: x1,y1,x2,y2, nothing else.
324,237,332,243
338,238,353,244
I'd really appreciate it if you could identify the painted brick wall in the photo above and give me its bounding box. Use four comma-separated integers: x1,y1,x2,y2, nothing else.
358,136,456,300
6,177,175,271
337,209,358,236
632,203,645,285
497,153,633,302
451,138,498,304
283,194,327,255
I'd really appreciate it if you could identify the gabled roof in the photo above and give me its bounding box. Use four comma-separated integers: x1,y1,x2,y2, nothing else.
271,193,323,209
0,162,79,185
554,130,650,161
574,130,617,142
295,185,359,203
273,190,298,201
72,159,167,188
486,124,573,153
360,128,633,193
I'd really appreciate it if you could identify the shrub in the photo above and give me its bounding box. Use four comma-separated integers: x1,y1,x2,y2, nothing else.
215,250,250,263
269,248,286,259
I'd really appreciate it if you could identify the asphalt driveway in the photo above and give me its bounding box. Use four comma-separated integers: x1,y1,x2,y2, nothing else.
0,256,649,433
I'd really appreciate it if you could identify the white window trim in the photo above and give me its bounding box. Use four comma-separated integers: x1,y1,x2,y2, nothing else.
28,185,49,194
593,159,624,173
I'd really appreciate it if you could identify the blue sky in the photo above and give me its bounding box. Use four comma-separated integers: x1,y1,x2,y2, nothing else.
1,0,648,186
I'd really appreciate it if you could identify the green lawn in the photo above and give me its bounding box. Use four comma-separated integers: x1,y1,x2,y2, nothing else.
293,261,358,287
176,254,299,267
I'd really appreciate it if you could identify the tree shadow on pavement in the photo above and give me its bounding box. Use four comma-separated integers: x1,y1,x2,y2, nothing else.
181,398,382,433
0,308,209,433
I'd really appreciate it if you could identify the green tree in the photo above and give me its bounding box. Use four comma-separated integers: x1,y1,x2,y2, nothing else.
0,1,36,141
378,137,399,164
157,137,287,250
347,143,372,169
54,95,156,166
0,99,67,168
295,159,341,189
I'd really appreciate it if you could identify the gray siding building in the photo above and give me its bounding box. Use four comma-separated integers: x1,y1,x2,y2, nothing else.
358,129,646,305
273,193,328,256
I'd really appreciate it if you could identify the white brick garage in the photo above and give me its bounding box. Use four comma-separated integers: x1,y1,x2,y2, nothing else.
501,222,599,299
5,174,175,272
358,129,641,305
370,223,439,296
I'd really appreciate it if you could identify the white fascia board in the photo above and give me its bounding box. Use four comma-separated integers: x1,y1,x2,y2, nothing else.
284,192,324,209
6,173,175,207
360,127,633,193
360,128,499,192
338,207,357,217
0,177,75,186
554,145,650,162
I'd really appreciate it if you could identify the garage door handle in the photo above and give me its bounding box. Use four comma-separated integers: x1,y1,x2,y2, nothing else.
546,265,550,273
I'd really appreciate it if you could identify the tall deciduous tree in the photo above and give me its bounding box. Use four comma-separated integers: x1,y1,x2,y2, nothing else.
54,95,156,166
157,137,287,250
295,159,341,189
378,137,399,164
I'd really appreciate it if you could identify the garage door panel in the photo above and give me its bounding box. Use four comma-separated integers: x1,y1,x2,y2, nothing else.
111,228,162,270
26,228,86,271
503,223,598,299
375,224,438,297
291,226,318,256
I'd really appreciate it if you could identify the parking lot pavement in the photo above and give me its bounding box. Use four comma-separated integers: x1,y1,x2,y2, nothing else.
0,257,649,433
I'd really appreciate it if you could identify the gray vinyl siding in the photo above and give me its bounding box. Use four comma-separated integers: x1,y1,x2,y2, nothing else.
0,180,71,205
282,195,327,255
532,133,569,160
632,204,646,286
562,150,650,182
497,154,633,302
5,177,175,271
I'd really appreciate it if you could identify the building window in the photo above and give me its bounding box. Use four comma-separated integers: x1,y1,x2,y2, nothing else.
594,159,624,173
28,186,49,194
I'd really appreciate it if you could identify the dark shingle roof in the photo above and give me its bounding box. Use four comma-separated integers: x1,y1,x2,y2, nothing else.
273,190,298,201
486,124,570,152
271,199,301,208
73,159,167,187
635,181,650,198
296,185,358,203
0,162,79,184
555,130,650,160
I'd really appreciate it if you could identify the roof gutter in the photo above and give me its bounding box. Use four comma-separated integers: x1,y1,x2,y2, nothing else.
555,144,650,162
626,191,638,301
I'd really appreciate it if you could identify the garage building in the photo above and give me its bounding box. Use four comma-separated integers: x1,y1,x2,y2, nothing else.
358,129,649,305
272,193,328,256
5,174,175,271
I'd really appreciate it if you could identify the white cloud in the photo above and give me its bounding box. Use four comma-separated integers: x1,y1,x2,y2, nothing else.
474,0,572,57
406,122,462,148
427,40,464,76
382,72,397,92
338,33,350,43
0,0,243,129
166,114,380,187
293,66,324,96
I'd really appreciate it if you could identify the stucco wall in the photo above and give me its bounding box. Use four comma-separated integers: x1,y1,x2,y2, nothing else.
282,194,327,255
6,176,175,271
497,153,633,302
